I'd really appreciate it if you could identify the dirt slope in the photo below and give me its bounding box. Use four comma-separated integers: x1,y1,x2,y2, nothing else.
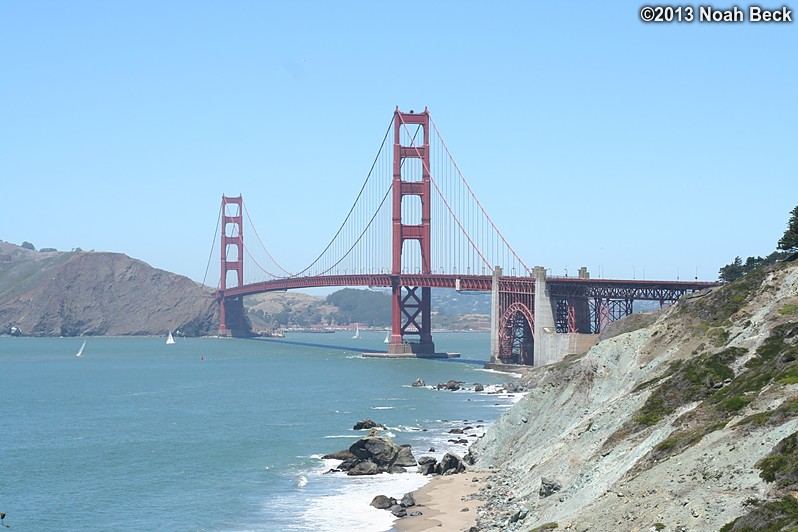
0,241,218,336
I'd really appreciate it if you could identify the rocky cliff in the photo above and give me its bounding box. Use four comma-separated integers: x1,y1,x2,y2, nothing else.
469,259,798,531
0,241,218,336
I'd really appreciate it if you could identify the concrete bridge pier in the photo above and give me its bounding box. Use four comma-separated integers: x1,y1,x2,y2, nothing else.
533,266,556,364
489,265,599,368
490,266,501,362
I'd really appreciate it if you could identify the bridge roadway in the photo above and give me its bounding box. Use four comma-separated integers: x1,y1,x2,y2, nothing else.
215,274,720,301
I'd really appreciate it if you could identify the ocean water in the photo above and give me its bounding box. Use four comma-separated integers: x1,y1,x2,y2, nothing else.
0,332,519,531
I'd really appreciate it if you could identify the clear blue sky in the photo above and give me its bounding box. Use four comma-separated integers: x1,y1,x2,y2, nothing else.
2,2,795,287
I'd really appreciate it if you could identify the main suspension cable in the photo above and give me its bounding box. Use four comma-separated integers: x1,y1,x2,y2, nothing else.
203,200,223,288
292,115,395,277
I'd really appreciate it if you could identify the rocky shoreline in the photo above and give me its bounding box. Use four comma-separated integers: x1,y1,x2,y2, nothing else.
399,260,798,531
318,379,527,530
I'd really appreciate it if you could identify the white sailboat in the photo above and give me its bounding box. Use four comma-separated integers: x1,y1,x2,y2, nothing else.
384,330,390,344
166,331,176,345
76,339,86,357
352,324,360,339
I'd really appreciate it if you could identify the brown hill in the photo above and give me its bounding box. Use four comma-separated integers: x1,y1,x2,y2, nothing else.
0,241,218,336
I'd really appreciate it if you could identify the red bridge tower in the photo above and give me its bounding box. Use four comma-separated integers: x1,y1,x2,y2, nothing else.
219,195,248,336
389,108,435,355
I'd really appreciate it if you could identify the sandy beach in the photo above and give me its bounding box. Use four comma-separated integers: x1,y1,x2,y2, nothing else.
392,471,490,532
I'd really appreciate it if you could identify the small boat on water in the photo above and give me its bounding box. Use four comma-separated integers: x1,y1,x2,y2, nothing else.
76,340,86,357
352,324,361,339
384,331,390,344
166,331,176,345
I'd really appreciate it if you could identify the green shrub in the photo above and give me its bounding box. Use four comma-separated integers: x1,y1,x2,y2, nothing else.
780,304,798,316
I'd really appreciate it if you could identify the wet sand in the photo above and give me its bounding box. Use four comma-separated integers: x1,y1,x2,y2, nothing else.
393,471,490,531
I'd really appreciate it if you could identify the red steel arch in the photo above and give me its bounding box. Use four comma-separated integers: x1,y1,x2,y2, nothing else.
499,302,535,365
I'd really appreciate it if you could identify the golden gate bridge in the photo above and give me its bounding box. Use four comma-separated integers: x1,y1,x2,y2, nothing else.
210,107,719,366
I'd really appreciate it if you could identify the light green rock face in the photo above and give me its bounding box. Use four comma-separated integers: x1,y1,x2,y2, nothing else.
469,262,798,532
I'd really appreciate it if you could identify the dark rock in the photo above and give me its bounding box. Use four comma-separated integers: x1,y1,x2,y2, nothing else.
337,459,357,471
409,511,423,517
474,383,484,392
418,462,436,475
437,452,466,475
417,456,437,475
389,465,407,473
353,419,386,431
539,477,562,498
371,495,396,509
349,436,399,466
448,428,464,434
394,444,417,467
390,505,407,517
347,459,379,476
321,450,355,460
437,380,463,391
401,492,416,507
412,378,426,387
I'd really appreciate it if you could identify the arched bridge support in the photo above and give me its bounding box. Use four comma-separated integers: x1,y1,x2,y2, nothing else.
490,266,536,365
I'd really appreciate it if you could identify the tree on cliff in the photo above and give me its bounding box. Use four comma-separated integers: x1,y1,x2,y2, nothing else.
778,205,798,252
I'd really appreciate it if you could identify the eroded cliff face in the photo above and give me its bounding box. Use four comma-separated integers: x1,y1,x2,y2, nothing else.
0,241,219,336
470,260,798,531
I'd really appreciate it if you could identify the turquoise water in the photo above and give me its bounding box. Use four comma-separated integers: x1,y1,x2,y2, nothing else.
0,332,517,531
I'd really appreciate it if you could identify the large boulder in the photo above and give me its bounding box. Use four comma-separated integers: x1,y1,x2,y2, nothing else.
394,444,417,467
344,434,417,475
539,477,562,498
348,460,379,476
437,452,466,475
417,456,437,475
349,435,399,467
371,495,396,509
401,492,416,507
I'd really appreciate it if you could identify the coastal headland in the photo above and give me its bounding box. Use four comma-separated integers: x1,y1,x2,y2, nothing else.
389,259,798,531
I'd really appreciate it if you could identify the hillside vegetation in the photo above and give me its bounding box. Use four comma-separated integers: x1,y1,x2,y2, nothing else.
469,258,798,531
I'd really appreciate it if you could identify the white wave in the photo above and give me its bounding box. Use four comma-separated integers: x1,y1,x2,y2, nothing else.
370,406,394,410
386,425,424,433
476,367,523,378
296,475,308,488
322,434,358,439
296,472,429,532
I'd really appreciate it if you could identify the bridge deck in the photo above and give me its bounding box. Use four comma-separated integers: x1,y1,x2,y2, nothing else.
216,273,720,301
